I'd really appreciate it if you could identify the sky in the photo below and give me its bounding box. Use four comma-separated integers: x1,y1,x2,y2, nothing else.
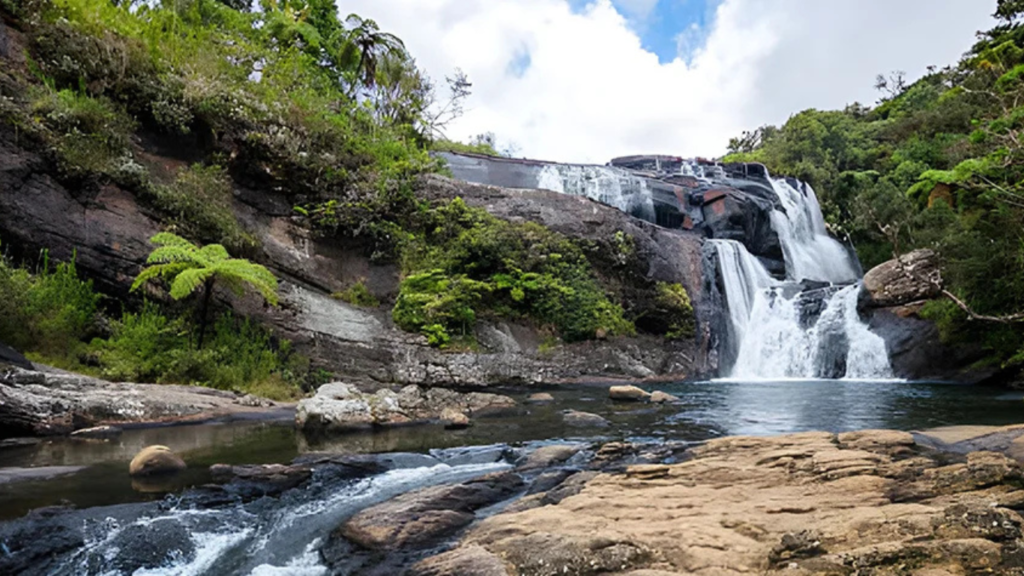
341,0,996,163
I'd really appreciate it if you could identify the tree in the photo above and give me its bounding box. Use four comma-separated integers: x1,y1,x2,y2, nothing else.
339,14,406,88
874,70,908,101
995,0,1024,23
132,233,279,347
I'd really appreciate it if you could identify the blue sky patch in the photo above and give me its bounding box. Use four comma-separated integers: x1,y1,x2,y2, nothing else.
506,46,533,78
569,0,720,64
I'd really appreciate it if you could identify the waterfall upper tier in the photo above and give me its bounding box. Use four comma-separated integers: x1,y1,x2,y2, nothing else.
438,151,893,380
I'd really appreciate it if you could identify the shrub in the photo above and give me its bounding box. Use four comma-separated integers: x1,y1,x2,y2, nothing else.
332,280,380,308
656,282,696,340
0,250,101,358
392,199,634,346
148,165,256,254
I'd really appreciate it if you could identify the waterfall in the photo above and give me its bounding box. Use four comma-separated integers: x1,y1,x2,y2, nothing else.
769,179,858,284
714,176,892,380
537,164,656,222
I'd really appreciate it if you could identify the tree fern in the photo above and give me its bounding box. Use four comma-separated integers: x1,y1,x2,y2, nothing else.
132,233,279,347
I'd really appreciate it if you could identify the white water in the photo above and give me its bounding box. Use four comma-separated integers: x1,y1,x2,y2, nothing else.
713,175,892,379
537,164,656,221
769,179,858,284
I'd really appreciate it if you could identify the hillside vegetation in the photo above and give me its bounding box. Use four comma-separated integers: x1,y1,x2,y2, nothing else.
0,0,683,392
724,0,1024,372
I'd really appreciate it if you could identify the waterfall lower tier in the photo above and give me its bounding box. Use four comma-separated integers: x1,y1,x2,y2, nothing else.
712,239,892,379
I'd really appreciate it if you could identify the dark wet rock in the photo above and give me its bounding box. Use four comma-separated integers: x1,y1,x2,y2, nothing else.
0,506,86,576
516,445,584,471
129,445,186,477
562,410,610,428
867,307,992,382
337,470,524,551
209,463,312,497
296,383,514,433
527,469,578,495
0,341,31,369
431,444,513,468
408,544,510,576
93,518,196,574
608,385,650,402
70,425,122,438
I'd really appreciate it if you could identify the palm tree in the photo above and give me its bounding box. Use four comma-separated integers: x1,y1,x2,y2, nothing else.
339,14,406,88
132,233,279,348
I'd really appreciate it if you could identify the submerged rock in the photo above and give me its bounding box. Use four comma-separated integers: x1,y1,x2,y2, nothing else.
296,382,515,433
649,390,681,404
440,407,471,429
562,410,610,428
525,392,554,404
129,445,186,477
608,385,651,402
70,425,122,439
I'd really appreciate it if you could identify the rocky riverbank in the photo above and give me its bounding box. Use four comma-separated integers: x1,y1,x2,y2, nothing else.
412,426,1024,575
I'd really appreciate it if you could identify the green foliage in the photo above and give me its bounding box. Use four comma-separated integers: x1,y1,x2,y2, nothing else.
132,232,278,305
392,199,633,346
655,283,695,340
432,138,501,157
148,165,256,254
332,280,380,307
0,250,100,358
0,248,304,398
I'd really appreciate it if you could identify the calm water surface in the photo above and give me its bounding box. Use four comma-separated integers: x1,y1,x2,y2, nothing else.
1,378,1022,519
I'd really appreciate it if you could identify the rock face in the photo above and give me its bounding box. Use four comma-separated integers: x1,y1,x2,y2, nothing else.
420,429,1024,574
0,367,282,438
862,249,942,308
128,446,185,477
295,382,514,433
0,116,710,388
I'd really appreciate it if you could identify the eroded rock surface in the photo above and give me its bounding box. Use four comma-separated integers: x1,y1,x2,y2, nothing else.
862,249,942,308
421,429,1024,575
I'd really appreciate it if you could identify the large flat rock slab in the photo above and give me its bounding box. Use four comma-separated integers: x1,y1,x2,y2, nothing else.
420,427,1024,574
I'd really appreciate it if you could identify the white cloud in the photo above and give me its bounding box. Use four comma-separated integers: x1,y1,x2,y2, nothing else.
343,0,995,163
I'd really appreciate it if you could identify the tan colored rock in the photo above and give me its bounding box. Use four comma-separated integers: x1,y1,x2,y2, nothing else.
129,445,186,477
517,445,583,471
426,428,1024,574
409,544,510,576
649,391,680,404
863,249,941,307
525,393,554,404
441,407,470,429
609,385,651,402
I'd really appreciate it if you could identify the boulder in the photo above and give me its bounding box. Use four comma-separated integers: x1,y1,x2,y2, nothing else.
650,391,681,404
562,410,610,428
338,471,523,550
128,446,186,477
516,444,584,471
0,341,32,369
525,393,554,404
296,382,515,433
441,407,470,429
862,249,942,308
609,385,651,402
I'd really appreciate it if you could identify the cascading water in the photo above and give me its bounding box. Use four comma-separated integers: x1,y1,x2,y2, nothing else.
714,175,892,379
537,164,656,222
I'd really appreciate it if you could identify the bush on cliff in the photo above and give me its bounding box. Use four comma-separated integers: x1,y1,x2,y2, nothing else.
392,199,634,346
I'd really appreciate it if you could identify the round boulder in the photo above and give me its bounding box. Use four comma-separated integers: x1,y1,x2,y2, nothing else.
609,385,651,402
563,410,610,428
129,445,186,477
650,391,681,404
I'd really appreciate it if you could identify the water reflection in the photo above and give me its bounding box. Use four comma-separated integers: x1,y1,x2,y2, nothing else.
1,379,1022,519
